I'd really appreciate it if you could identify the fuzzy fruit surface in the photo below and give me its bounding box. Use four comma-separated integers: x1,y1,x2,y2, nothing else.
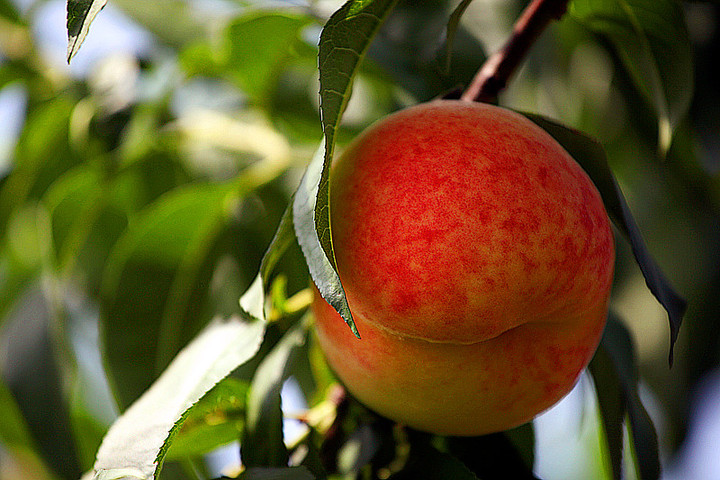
312,100,615,436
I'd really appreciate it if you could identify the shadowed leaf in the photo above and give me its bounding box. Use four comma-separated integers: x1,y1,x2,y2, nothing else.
524,113,686,365
569,0,693,152
241,322,308,468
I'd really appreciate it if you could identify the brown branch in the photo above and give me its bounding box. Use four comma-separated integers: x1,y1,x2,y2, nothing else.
460,0,570,103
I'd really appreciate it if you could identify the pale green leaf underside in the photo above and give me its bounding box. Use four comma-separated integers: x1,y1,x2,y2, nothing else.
92,176,298,479
66,0,108,62
299,0,399,337
293,142,357,337
91,316,265,480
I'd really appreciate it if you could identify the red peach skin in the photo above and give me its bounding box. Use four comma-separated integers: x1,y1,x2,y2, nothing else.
312,100,614,436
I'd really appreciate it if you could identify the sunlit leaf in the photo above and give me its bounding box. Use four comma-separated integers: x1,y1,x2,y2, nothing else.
164,378,248,461
91,315,266,480
300,0,399,337
293,142,357,337
524,113,686,365
66,0,108,63
569,0,694,152
241,322,308,468
223,12,315,103
92,177,299,479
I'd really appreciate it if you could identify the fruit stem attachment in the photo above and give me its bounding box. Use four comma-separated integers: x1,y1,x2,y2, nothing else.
460,0,570,103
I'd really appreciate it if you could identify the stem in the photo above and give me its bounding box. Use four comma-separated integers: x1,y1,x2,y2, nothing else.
460,0,570,103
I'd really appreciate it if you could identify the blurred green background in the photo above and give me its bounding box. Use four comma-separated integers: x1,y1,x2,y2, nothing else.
0,0,718,478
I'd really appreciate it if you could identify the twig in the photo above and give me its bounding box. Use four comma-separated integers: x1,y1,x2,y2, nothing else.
460,0,570,103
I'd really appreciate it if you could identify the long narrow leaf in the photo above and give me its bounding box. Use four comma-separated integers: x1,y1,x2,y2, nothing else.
524,113,686,365
602,317,661,480
91,315,266,480
569,0,693,152
589,342,625,480
241,323,308,468
297,0,399,337
66,0,108,62
92,191,299,479
293,143,357,337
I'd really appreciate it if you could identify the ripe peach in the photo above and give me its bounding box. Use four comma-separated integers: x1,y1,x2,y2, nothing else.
312,100,614,436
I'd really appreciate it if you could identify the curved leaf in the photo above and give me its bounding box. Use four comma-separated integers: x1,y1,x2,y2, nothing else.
590,316,661,480
444,0,474,72
92,180,300,479
298,0,398,337
524,113,686,365
163,378,248,461
293,143,358,337
67,0,108,62
91,315,266,480
588,337,625,480
223,12,315,103
569,0,693,151
241,322,308,468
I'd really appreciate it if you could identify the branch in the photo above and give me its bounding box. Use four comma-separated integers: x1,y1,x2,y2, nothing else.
460,0,570,103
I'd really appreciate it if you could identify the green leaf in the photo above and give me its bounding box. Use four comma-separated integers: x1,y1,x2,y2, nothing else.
223,12,315,103
66,0,108,63
0,96,75,233
100,183,238,409
0,379,55,479
241,322,308,468
589,337,625,480
0,0,21,22
0,377,36,452
367,2,486,102
524,113,686,365
91,315,266,480
299,0,399,337
569,0,694,152
110,0,204,46
600,316,661,480
444,0,474,73
240,466,315,480
0,236,41,329
42,165,130,300
164,378,248,461
293,143,357,337
91,175,298,479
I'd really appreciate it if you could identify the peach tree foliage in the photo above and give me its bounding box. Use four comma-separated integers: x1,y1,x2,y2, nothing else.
0,0,698,479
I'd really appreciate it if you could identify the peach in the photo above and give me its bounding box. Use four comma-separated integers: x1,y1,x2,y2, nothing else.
312,100,614,436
